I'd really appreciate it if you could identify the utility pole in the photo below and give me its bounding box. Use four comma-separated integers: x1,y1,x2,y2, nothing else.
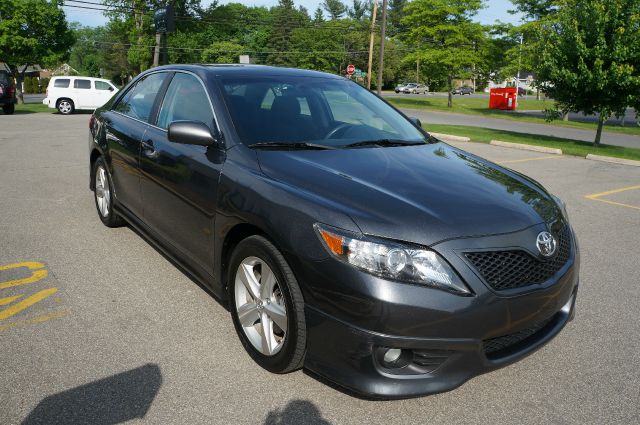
416,58,419,83
366,0,378,89
376,0,388,96
153,33,162,67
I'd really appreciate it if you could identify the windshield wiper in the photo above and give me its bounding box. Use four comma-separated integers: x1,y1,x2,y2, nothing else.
248,141,335,150
342,139,425,149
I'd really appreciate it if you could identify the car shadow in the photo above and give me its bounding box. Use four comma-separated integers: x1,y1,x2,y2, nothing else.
264,400,334,425
21,363,162,425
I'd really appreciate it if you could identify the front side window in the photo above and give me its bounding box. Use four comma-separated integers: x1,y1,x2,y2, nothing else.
113,73,166,123
95,80,113,91
54,79,70,88
157,73,214,130
219,76,426,147
74,79,91,89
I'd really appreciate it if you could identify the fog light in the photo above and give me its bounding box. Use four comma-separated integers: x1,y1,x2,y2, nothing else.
383,348,402,364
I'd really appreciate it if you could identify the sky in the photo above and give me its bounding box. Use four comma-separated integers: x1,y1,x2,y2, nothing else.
64,0,523,28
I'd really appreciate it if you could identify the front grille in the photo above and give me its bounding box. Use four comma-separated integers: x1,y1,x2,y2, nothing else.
465,225,571,291
483,315,555,357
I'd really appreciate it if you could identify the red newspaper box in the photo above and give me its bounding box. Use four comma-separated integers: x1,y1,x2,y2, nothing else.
489,87,518,110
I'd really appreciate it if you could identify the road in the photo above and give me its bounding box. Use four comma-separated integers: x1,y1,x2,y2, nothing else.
399,107,640,148
1,113,639,424
382,91,638,127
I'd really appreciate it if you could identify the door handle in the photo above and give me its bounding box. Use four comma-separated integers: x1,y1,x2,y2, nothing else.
141,139,158,159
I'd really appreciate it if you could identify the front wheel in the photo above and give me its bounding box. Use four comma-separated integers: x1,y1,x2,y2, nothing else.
2,103,15,114
228,235,306,373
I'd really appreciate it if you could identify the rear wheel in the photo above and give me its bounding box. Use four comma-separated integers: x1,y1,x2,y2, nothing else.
93,157,123,227
57,99,74,115
228,235,306,373
2,103,14,114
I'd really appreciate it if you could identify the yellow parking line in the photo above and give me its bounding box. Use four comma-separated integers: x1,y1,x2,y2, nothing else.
0,295,23,306
0,310,69,332
0,287,58,320
0,262,48,290
585,184,640,211
498,155,563,165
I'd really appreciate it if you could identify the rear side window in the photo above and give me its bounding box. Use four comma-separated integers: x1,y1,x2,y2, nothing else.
0,72,9,86
54,79,70,88
95,81,112,91
74,79,91,89
113,72,166,123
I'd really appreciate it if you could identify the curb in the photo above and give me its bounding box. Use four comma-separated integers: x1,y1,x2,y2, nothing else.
586,154,640,167
430,132,471,143
490,140,563,155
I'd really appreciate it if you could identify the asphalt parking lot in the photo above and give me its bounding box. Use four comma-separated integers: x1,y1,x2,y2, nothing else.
1,113,639,424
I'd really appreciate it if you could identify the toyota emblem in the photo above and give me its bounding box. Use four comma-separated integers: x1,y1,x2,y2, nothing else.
536,231,557,257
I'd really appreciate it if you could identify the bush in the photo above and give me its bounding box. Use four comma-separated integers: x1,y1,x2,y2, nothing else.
39,77,50,93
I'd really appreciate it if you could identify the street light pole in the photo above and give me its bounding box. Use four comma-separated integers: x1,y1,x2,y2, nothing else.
516,34,523,89
376,0,388,96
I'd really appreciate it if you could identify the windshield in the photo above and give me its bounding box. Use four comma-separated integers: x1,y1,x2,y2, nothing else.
219,76,427,148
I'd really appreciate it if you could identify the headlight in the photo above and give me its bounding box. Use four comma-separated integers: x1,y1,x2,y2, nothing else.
314,224,470,295
551,194,569,220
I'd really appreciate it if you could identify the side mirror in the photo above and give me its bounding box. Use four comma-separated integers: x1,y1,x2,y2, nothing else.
168,121,217,146
109,86,114,91
409,117,422,128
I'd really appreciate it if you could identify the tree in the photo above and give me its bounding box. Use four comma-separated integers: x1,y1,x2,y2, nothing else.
323,0,347,20
201,41,245,63
388,0,408,35
348,0,368,21
0,0,74,103
401,0,484,107
267,0,309,66
509,0,558,19
313,7,325,23
537,0,640,145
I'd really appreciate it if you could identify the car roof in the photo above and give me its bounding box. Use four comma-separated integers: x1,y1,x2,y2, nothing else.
51,76,111,81
147,64,345,80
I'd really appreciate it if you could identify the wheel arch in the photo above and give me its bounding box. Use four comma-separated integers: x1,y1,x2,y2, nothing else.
56,97,75,108
219,223,270,293
89,148,102,190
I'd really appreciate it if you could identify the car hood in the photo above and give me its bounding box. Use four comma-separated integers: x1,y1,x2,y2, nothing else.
256,143,561,246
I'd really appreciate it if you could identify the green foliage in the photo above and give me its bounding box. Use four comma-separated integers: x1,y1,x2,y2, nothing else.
401,0,485,106
537,0,640,144
201,41,245,63
39,77,49,93
0,0,74,101
323,0,347,20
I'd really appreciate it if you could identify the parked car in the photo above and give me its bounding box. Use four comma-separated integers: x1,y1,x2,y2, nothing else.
452,86,474,95
401,83,428,94
89,64,579,399
394,82,410,93
43,76,118,114
0,70,16,115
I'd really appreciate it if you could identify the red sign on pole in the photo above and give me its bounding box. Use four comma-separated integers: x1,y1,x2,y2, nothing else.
346,64,356,75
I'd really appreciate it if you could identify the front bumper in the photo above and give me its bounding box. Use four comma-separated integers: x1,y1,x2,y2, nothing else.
298,224,580,398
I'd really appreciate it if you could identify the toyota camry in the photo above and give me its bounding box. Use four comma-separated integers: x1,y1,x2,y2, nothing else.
88,64,579,399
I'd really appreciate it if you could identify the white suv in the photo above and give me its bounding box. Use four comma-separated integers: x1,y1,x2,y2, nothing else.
43,76,119,115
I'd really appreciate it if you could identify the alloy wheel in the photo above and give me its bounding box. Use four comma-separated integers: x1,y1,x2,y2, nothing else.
234,256,287,356
58,100,72,114
95,166,110,217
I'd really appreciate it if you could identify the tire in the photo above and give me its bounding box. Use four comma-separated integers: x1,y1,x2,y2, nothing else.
92,157,124,227
228,235,306,374
57,99,74,115
2,103,15,114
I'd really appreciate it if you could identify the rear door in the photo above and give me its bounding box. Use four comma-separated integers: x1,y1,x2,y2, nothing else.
72,78,92,108
139,72,224,274
102,72,168,218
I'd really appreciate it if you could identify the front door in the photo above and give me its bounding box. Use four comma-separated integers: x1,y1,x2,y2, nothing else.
140,72,224,274
105,72,168,217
